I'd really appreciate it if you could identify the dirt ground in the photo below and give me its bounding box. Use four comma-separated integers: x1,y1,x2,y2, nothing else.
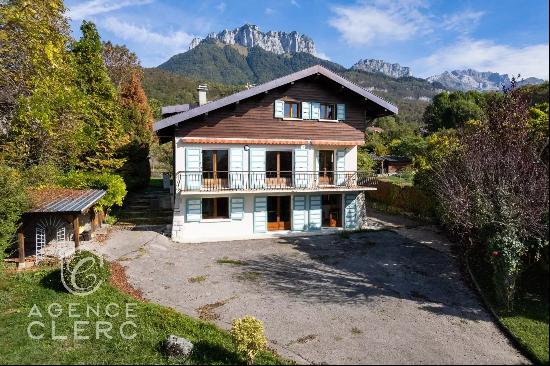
86,211,527,365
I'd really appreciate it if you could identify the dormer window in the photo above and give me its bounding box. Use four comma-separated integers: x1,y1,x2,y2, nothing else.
320,103,336,120
284,101,301,118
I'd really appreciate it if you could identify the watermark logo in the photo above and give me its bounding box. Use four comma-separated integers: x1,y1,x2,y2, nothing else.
60,253,105,296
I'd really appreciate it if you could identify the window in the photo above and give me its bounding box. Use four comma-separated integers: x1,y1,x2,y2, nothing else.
202,150,228,179
320,103,336,120
266,151,292,178
202,197,229,219
284,101,301,118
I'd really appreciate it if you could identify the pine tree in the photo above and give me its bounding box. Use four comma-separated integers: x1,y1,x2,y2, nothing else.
72,21,127,172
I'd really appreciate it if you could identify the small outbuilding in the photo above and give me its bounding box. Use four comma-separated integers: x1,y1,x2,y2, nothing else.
372,155,412,174
14,188,106,269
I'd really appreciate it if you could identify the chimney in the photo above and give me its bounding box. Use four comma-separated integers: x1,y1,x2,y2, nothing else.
198,84,208,106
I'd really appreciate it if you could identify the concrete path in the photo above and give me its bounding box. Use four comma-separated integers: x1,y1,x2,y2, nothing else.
86,211,528,365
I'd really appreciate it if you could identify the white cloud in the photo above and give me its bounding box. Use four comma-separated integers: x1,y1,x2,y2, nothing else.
414,38,550,79
101,17,195,65
315,50,331,61
442,10,484,33
216,2,226,12
66,0,152,20
290,0,300,8
329,0,432,45
264,7,276,15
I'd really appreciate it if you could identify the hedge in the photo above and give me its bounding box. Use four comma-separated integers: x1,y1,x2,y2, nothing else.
367,180,436,219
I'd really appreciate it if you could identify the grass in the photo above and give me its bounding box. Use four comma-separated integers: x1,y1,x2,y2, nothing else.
469,254,549,364
0,267,286,365
378,175,414,186
188,275,207,284
215,257,247,266
236,271,261,282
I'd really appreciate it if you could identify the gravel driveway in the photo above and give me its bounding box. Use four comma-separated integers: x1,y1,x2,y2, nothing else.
88,212,527,364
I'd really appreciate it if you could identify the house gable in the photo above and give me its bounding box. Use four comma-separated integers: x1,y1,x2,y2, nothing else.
154,65,398,143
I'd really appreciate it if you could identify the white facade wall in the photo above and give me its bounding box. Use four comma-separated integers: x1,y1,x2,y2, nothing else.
171,140,366,243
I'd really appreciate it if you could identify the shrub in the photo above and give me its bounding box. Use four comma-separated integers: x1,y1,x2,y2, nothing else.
431,82,548,308
230,316,268,365
61,250,109,295
22,164,62,188
58,171,127,210
366,180,436,218
0,165,29,264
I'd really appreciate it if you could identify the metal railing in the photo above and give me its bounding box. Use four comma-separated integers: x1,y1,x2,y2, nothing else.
175,171,378,192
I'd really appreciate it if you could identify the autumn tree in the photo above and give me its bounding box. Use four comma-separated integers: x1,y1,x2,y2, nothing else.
0,0,85,168
431,81,549,309
118,69,154,188
102,41,140,90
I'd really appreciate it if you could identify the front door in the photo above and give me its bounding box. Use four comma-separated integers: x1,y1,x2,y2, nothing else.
322,194,342,227
267,196,291,231
318,150,334,185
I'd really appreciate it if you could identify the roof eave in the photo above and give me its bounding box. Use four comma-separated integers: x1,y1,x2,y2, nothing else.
153,65,398,133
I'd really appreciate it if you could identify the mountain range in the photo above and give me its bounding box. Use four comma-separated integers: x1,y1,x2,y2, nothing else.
160,24,544,93
145,24,547,125
189,24,316,55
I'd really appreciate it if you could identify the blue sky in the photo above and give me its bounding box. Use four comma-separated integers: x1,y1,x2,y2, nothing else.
65,0,549,79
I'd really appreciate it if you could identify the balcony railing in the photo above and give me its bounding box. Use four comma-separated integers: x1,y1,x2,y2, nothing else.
175,171,378,192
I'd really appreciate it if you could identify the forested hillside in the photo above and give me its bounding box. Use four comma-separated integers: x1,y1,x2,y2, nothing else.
148,40,441,125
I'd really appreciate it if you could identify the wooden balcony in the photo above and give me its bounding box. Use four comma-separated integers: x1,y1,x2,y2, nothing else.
175,171,378,193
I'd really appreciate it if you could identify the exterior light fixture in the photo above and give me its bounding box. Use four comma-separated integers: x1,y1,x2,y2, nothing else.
243,145,250,151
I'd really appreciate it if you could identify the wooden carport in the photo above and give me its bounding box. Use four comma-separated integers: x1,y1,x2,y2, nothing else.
16,188,106,269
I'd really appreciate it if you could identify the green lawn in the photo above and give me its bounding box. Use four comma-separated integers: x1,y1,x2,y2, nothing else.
0,267,287,365
469,255,549,365
378,175,414,186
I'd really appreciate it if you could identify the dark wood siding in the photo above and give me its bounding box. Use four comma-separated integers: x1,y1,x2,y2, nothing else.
175,76,373,142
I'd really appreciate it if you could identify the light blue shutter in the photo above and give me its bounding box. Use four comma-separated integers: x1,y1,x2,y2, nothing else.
229,148,244,189
337,104,346,121
344,193,358,229
294,148,309,188
186,198,201,222
311,102,320,119
335,149,346,185
253,196,267,233
185,148,202,190
301,102,311,119
308,195,321,230
249,148,266,188
292,195,308,231
274,100,284,118
230,197,244,220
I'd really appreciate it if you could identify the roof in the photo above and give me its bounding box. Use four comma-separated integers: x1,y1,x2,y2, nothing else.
161,104,191,115
27,188,106,214
371,155,412,163
154,65,398,133
366,126,385,133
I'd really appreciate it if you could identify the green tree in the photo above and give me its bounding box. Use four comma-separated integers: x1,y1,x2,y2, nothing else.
72,21,126,172
0,165,29,264
0,0,85,169
423,91,485,131
388,135,428,168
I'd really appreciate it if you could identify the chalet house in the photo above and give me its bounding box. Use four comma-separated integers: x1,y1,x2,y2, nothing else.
154,65,397,243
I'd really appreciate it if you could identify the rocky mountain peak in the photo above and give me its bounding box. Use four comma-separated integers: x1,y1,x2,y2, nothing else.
351,59,412,78
188,24,316,55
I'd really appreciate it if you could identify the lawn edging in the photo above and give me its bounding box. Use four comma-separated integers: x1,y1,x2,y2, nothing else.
464,255,541,364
